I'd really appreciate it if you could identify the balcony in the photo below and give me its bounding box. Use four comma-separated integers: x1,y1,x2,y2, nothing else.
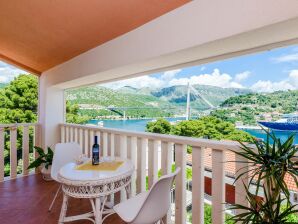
1,1,298,223
0,122,251,224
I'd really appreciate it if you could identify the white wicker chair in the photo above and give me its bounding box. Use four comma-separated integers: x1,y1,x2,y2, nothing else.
48,142,82,212
113,167,180,224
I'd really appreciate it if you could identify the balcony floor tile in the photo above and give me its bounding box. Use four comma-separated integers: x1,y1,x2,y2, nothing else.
0,174,125,224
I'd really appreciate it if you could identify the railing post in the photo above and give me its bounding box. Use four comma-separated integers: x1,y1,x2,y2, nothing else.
84,129,89,156
175,143,187,224
60,125,65,143
137,138,147,193
89,130,94,157
22,126,29,176
212,149,225,224
0,127,4,182
120,135,127,159
69,126,74,142
235,153,249,216
79,128,83,149
74,127,78,143
192,146,205,224
34,124,42,173
110,133,115,158
65,126,69,142
114,134,122,204
120,135,128,201
10,126,17,179
130,136,137,197
161,141,173,224
103,132,108,157
148,139,158,188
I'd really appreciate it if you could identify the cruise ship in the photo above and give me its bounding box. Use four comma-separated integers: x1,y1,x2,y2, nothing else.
258,114,298,131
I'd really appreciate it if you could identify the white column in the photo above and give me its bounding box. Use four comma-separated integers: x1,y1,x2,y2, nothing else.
38,75,65,148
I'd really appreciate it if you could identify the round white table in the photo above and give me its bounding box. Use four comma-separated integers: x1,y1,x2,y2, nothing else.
58,157,134,224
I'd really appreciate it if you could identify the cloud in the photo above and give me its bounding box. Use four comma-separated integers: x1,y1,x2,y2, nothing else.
272,53,298,63
250,70,298,92
168,69,244,88
102,76,163,89
102,68,247,89
160,69,181,81
102,69,181,89
0,61,27,83
234,71,251,82
250,80,294,92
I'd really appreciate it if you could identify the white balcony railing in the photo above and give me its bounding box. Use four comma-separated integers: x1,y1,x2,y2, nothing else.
0,123,41,181
61,123,249,224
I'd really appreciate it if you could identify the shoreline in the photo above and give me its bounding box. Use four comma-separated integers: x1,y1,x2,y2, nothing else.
236,125,262,130
89,117,263,131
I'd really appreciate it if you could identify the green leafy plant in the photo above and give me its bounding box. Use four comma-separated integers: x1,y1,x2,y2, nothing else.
27,146,54,169
230,128,298,223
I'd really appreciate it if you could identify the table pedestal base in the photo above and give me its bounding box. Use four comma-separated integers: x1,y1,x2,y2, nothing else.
59,194,114,224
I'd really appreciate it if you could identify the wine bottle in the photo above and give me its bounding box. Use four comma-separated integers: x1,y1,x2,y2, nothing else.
92,135,100,165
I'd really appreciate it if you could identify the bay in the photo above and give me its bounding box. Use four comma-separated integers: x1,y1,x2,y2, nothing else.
88,118,298,144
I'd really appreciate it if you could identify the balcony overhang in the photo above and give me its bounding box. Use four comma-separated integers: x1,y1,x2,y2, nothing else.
41,0,298,89
0,0,190,75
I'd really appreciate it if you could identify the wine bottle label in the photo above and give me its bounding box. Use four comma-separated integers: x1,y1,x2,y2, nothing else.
92,135,100,165
92,146,99,165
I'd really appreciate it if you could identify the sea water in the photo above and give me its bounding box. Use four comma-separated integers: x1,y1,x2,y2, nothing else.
87,118,298,144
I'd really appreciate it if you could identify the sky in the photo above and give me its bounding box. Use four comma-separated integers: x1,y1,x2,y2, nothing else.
0,61,28,83
1,44,298,92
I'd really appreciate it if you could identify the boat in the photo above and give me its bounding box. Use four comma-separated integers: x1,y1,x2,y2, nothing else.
258,114,298,131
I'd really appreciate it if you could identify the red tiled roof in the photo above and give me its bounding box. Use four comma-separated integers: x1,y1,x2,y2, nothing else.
186,148,298,192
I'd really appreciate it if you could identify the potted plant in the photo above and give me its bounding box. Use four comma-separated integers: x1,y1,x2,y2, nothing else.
28,146,54,181
230,129,298,223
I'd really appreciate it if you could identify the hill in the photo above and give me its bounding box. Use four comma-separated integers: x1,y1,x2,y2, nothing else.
151,84,250,109
66,84,250,118
66,86,176,118
211,90,298,125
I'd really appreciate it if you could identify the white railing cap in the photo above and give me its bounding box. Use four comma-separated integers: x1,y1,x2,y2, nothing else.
61,123,241,151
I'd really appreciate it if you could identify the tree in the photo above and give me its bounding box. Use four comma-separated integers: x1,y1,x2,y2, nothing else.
146,118,172,134
0,74,38,123
66,101,90,124
171,116,253,143
146,116,253,154
0,74,89,176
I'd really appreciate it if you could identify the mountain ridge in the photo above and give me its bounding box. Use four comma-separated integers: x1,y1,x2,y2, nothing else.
66,84,251,117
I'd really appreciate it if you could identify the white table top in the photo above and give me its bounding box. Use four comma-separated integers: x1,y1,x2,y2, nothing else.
58,157,134,182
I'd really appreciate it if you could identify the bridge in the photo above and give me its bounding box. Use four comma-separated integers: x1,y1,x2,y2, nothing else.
79,84,217,120
186,83,216,120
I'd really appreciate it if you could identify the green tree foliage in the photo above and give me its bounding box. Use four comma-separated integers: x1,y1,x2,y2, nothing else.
0,74,89,176
188,204,234,224
146,118,172,134
217,90,298,125
66,101,90,124
171,116,253,142
146,116,253,155
0,74,38,123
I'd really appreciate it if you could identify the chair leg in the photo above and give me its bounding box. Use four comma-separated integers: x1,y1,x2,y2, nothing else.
156,219,164,224
59,194,68,224
48,184,62,212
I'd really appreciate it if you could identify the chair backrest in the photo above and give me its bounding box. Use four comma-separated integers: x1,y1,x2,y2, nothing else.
132,167,181,224
51,142,82,181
